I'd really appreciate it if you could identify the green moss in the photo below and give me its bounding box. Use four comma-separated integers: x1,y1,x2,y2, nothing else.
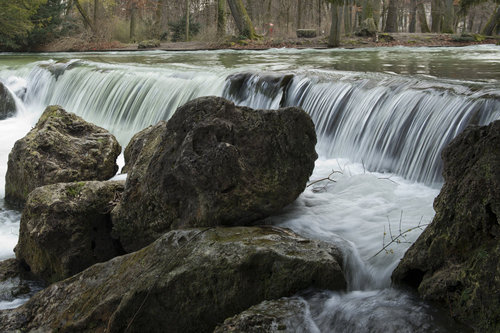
66,182,86,198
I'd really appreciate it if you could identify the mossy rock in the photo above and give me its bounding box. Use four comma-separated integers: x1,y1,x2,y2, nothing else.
0,226,346,332
0,81,16,120
296,29,317,38
452,33,486,42
5,105,121,207
113,97,317,252
138,39,160,49
392,120,500,332
15,180,126,283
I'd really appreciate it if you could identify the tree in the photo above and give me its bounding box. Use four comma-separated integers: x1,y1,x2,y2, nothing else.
0,0,46,50
217,0,226,37
482,5,500,35
417,2,430,32
328,0,343,47
27,0,67,48
226,0,258,39
385,0,398,32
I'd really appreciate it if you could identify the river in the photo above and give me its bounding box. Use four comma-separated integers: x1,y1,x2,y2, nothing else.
0,45,499,331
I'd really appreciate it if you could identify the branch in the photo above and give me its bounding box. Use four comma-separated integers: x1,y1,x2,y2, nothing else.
306,169,342,188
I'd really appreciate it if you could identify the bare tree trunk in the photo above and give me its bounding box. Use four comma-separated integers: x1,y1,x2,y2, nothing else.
431,0,442,32
482,5,500,36
130,2,137,41
441,0,454,32
417,2,430,32
384,0,397,32
227,0,258,39
344,3,352,34
409,0,416,32
185,0,190,41
217,0,226,37
373,0,382,28
94,0,99,25
328,2,342,47
74,0,94,31
467,8,475,32
297,0,303,29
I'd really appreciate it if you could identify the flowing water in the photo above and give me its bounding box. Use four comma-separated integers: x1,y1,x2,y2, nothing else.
0,46,499,330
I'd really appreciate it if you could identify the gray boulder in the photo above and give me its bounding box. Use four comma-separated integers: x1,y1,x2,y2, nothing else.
113,96,317,252
392,120,500,332
15,180,125,283
0,82,16,120
5,105,121,207
0,226,346,333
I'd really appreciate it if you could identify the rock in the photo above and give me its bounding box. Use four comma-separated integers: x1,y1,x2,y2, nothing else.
0,82,16,120
113,96,317,252
138,39,161,49
0,259,44,304
214,298,313,333
15,180,125,283
5,105,121,207
296,29,317,38
0,226,346,333
355,18,377,37
122,121,166,174
392,120,500,332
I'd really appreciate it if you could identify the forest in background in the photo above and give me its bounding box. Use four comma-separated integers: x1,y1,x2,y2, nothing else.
0,0,499,51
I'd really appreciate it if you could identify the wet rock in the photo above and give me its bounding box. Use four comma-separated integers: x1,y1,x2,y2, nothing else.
0,82,16,120
138,39,160,49
15,180,125,283
5,105,121,207
392,120,500,332
0,226,346,333
0,259,44,304
214,297,313,333
113,96,317,252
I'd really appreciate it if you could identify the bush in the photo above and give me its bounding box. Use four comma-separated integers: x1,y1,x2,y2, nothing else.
168,16,201,42
296,29,317,38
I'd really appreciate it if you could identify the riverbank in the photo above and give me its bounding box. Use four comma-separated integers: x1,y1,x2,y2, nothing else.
36,33,500,52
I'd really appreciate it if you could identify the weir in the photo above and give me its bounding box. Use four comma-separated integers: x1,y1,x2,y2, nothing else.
17,60,500,185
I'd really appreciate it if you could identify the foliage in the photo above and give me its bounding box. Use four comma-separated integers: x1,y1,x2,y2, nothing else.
0,0,46,50
26,0,71,49
168,16,201,42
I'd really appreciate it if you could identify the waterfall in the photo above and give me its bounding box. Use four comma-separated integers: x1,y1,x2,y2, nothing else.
223,72,500,185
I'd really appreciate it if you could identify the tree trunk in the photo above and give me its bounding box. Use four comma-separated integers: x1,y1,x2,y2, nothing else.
344,3,352,34
185,0,190,41
373,0,382,28
409,0,416,32
441,0,453,33
130,3,137,41
217,0,226,37
417,2,430,32
74,0,94,31
431,0,441,32
482,5,500,36
297,0,303,29
328,2,342,47
227,0,257,39
384,0,397,32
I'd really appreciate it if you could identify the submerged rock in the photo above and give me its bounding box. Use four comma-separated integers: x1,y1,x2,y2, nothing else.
392,120,500,332
214,297,313,333
5,105,121,207
0,82,16,120
15,180,125,283
0,226,346,333
113,96,317,252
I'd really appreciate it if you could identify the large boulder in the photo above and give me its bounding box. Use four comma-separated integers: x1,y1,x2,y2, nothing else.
0,82,16,120
15,180,125,283
392,120,500,332
0,226,346,333
121,121,166,174
113,96,317,252
5,105,121,207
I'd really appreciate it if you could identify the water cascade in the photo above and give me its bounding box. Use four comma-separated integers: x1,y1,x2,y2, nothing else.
0,47,499,330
